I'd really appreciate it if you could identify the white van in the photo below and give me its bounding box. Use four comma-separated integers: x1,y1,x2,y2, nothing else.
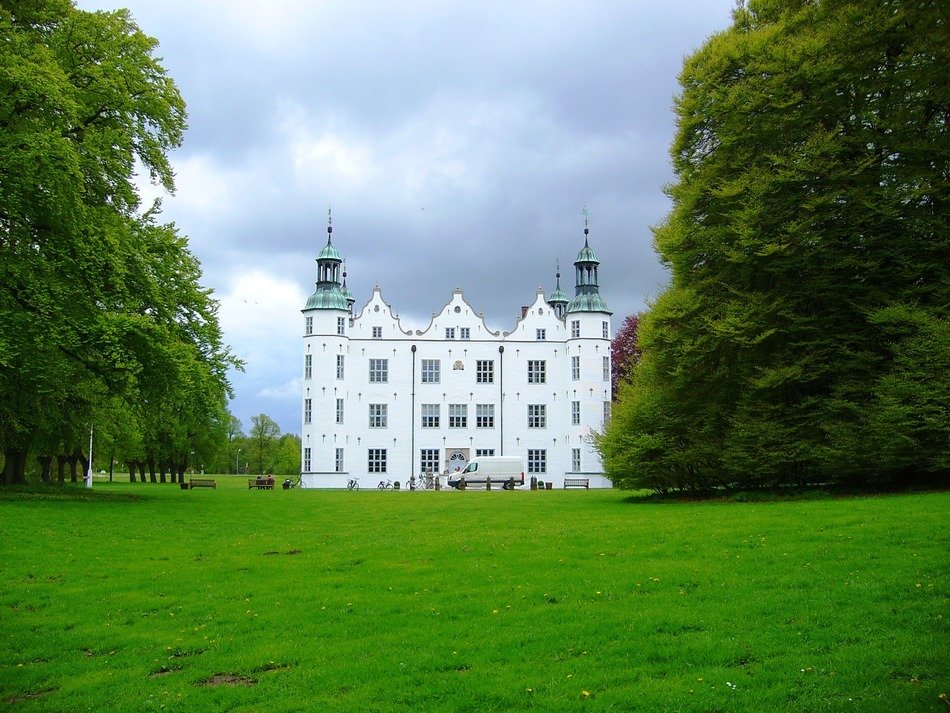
448,456,525,489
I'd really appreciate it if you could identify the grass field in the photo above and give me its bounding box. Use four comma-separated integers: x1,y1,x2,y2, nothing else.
0,478,946,712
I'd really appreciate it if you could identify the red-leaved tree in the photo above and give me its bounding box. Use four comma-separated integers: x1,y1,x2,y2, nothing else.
611,314,642,398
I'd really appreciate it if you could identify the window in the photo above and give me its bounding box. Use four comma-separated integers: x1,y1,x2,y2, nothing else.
305,316,313,335
475,448,495,458
304,398,312,424
445,327,455,340
337,317,345,336
336,398,344,424
369,403,387,428
476,360,494,384
420,449,440,475
527,360,546,384
476,404,494,429
460,327,470,340
527,449,547,474
602,321,609,339
571,356,580,381
369,358,388,383
303,447,311,472
528,404,546,428
603,356,610,381
372,326,382,339
572,400,580,426
604,401,611,424
572,448,581,472
449,404,467,428
335,448,344,472
536,328,546,341
304,354,312,379
368,449,387,474
421,359,440,383
421,404,440,428
571,320,580,338
336,354,345,379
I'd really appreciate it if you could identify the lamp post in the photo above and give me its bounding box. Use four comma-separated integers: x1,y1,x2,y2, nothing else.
235,448,242,475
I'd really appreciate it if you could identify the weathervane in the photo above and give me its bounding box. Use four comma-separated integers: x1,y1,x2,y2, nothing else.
327,206,333,238
582,206,590,239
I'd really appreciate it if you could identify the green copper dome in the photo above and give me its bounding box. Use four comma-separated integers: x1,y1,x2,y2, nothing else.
304,286,349,311
548,285,568,304
318,241,342,261
566,292,610,314
575,242,598,264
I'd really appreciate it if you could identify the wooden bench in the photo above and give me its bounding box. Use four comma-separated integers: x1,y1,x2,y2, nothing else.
563,478,589,489
189,477,216,489
248,478,274,490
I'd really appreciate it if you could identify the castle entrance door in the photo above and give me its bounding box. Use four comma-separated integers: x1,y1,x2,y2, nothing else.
445,448,469,476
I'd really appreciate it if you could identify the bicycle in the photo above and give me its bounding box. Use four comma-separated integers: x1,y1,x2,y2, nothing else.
377,479,393,490
347,477,360,491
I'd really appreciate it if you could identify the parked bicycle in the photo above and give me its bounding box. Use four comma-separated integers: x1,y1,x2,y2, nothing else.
347,477,360,491
377,479,393,490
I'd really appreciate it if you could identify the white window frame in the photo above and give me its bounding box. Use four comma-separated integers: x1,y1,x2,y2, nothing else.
337,316,345,336
369,403,387,429
305,316,313,335
475,448,495,458
335,448,344,472
372,326,382,339
460,327,470,340
527,449,547,474
421,404,440,428
336,398,344,424
336,354,345,380
571,320,580,338
602,321,609,339
304,398,312,424
527,404,546,429
368,449,387,474
572,400,580,426
421,359,440,384
476,403,494,429
603,355,610,381
445,327,455,340
369,358,388,383
449,404,467,429
571,356,580,381
476,360,494,384
536,328,546,341
572,448,581,472
420,449,440,474
304,354,312,379
303,447,311,472
527,360,546,384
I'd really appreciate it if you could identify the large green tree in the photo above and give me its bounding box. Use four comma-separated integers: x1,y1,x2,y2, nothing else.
600,0,949,491
0,0,239,482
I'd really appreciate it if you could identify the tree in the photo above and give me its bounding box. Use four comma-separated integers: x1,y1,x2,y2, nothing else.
0,1,240,483
273,433,302,476
601,0,949,491
610,314,642,398
249,414,281,475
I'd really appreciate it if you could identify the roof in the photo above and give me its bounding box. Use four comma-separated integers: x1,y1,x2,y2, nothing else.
566,292,610,314
304,286,349,310
317,240,342,262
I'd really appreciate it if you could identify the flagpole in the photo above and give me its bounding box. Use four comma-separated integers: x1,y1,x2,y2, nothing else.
85,423,93,489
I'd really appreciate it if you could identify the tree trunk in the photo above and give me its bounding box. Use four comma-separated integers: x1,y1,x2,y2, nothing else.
38,455,52,483
109,453,115,482
137,462,147,483
57,455,67,485
158,460,167,484
78,452,89,483
147,457,156,483
127,461,137,483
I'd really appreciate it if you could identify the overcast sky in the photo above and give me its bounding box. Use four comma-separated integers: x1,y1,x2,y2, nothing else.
77,0,736,436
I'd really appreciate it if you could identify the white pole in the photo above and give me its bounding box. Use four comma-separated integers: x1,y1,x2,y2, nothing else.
85,423,93,489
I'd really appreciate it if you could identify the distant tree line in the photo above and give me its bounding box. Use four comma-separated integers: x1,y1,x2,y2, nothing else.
599,0,948,492
0,1,242,484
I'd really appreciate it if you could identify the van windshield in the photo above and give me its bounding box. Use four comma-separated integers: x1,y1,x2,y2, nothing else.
462,463,477,473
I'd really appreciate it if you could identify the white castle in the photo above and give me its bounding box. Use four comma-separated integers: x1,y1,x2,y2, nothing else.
300,215,613,488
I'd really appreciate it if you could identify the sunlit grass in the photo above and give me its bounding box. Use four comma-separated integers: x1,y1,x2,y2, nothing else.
0,478,947,711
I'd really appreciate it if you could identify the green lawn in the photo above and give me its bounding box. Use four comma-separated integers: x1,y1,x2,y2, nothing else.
0,478,946,712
